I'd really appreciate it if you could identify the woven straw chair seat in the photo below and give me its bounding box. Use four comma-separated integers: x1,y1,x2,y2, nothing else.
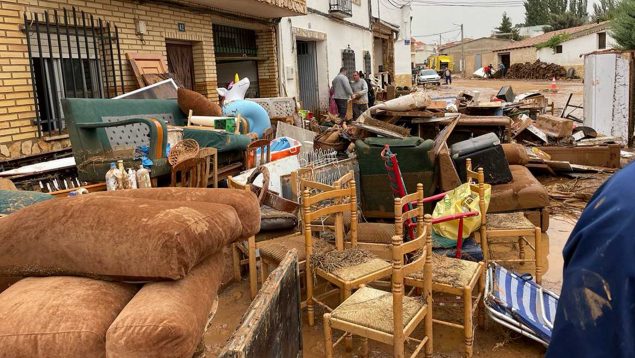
351,222,394,244
408,256,480,288
327,258,391,282
331,286,423,334
258,234,334,263
486,212,535,230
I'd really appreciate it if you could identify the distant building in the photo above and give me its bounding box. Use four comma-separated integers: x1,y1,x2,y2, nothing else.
411,38,435,67
494,22,613,76
438,37,513,73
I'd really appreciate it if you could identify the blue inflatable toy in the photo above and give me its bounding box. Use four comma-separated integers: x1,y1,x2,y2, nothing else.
222,100,271,138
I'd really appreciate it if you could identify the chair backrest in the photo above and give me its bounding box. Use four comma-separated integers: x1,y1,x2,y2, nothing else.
302,180,357,252
197,147,216,188
299,170,355,235
245,139,271,169
393,183,424,239
391,214,432,342
466,158,487,225
170,157,205,188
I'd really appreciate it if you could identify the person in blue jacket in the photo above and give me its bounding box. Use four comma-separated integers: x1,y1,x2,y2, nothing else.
547,162,635,358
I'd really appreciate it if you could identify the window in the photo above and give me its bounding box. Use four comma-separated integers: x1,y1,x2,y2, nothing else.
363,51,371,77
555,45,563,54
342,46,356,80
598,32,607,49
213,25,258,57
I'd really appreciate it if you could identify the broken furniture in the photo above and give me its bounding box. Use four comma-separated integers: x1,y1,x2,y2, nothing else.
126,52,170,88
63,98,250,184
537,144,621,169
0,188,260,357
198,147,219,188
413,115,512,145
250,97,298,129
451,132,513,185
244,139,271,169
490,143,551,232
469,160,543,284
323,214,434,358
356,137,435,219
219,250,303,357
485,263,558,346
170,157,206,188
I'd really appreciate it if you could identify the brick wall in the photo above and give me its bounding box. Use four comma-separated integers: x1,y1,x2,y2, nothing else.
0,0,281,159
256,28,279,98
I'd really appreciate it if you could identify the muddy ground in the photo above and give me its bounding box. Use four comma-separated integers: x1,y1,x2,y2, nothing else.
204,79,594,357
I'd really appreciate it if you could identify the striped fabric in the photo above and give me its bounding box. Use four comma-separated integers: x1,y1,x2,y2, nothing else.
487,263,559,344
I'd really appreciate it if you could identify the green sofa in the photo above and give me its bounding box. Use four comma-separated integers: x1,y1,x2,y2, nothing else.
355,137,437,219
63,99,251,183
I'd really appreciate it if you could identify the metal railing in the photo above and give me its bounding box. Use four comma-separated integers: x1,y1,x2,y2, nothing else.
329,0,352,16
23,7,124,137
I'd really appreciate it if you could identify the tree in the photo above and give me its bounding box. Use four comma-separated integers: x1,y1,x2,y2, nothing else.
496,12,521,40
593,0,618,21
611,0,635,49
549,12,587,30
548,0,588,30
524,0,550,26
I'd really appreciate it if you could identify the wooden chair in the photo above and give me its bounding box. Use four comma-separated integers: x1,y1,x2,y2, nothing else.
324,211,434,358
263,127,274,141
244,139,271,170
197,147,218,188
170,157,205,188
303,178,393,322
468,159,543,284
401,180,485,357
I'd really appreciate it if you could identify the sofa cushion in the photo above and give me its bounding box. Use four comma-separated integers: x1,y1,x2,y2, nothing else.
489,165,549,212
502,143,529,165
94,188,261,239
177,87,222,117
0,195,243,281
0,276,137,358
106,252,223,358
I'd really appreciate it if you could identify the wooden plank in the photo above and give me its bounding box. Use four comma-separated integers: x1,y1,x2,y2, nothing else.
126,52,169,88
219,250,302,358
539,144,621,168
50,182,106,198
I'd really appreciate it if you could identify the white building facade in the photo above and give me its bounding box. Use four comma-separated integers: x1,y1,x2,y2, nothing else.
278,0,412,112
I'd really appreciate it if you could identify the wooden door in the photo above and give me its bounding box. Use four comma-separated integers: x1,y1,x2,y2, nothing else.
166,42,195,90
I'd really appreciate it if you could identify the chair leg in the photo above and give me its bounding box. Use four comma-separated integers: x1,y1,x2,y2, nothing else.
534,227,543,285
361,337,369,358
478,268,486,328
323,313,334,358
231,243,241,282
306,259,315,326
424,290,433,357
518,236,526,264
464,286,474,358
344,288,353,352
248,236,258,300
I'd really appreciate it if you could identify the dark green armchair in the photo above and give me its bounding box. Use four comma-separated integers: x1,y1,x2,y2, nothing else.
63,98,251,183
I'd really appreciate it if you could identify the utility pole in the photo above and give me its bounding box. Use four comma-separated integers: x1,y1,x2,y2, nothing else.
460,23,465,77
439,33,442,51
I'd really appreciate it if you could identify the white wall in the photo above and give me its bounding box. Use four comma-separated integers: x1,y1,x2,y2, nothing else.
370,2,412,80
537,31,616,67
278,2,374,111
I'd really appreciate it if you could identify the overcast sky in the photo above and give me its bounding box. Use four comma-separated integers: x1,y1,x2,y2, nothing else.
410,2,599,45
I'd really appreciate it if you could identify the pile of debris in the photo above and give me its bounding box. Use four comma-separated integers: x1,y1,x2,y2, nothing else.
506,60,567,80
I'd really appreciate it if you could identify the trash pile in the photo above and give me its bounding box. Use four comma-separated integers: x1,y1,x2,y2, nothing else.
506,60,568,80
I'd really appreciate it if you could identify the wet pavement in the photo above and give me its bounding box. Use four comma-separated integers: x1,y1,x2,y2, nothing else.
204,215,575,357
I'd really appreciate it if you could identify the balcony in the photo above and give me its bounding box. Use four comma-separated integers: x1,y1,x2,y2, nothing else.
329,0,352,18
181,0,306,18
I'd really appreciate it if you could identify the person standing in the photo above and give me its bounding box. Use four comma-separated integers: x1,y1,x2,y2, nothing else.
445,68,452,85
360,71,376,108
350,71,369,120
332,67,353,119
499,63,506,77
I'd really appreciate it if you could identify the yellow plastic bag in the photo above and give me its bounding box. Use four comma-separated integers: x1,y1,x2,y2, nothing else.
432,183,491,241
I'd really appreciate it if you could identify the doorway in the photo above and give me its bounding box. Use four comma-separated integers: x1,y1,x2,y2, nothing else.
296,40,319,113
474,54,482,71
166,41,195,90
499,53,511,70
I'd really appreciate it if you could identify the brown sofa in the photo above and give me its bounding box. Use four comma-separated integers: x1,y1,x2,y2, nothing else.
492,144,550,231
0,188,260,358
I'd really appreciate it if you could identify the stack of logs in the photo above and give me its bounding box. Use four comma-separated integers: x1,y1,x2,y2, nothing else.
505,60,567,80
